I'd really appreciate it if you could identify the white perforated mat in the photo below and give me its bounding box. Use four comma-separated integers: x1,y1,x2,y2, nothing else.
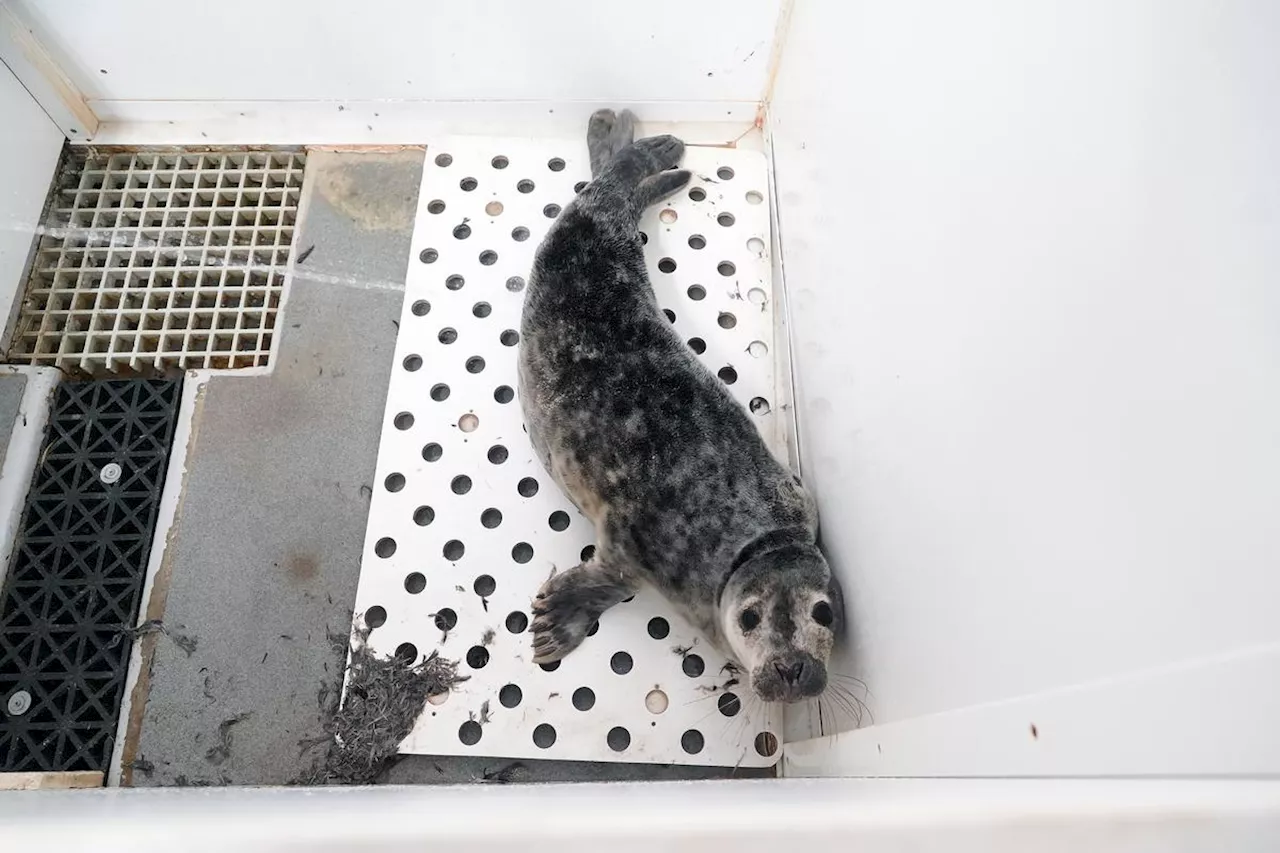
350,138,781,767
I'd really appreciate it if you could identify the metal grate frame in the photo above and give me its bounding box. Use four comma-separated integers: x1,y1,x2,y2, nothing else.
5,150,304,373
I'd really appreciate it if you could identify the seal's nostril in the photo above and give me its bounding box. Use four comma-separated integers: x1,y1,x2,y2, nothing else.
776,661,804,685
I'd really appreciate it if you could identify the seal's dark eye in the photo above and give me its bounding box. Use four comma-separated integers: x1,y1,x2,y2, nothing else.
739,609,760,631
812,601,834,627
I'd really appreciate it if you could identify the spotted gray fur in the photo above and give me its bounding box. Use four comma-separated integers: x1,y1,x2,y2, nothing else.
518,109,844,703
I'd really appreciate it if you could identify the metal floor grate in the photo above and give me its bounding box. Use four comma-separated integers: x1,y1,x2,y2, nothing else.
350,140,782,768
0,379,180,772
5,150,304,373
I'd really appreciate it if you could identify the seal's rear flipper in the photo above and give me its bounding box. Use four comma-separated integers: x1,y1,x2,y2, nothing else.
588,109,638,179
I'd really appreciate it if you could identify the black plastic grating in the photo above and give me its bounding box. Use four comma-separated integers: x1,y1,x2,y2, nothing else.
0,379,180,772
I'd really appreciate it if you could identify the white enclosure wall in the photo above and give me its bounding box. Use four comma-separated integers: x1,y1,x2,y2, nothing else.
3,0,782,142
0,60,61,340
771,0,1280,775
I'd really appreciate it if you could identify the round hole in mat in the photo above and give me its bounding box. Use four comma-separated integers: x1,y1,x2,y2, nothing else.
512,542,534,564
422,443,443,462
658,257,677,274
466,645,489,668
682,653,705,677
403,354,423,371
574,180,588,194
404,572,426,594
572,686,596,711
607,727,631,752
434,153,453,167
420,248,439,263
364,605,387,629
718,366,738,385
460,177,478,191
517,179,535,193
430,384,450,402
748,340,768,358
458,720,482,746
750,397,771,415
411,299,431,316
511,226,530,242
681,729,705,754
438,327,457,344
639,231,648,245
747,237,766,255
479,250,498,266
718,692,742,717
686,284,706,301
413,505,435,526
484,201,504,217
427,200,446,214
518,477,539,498
395,642,419,663
494,385,515,404
385,473,406,492
474,574,496,596
481,508,503,528
746,190,763,205
453,223,471,240
748,287,767,305
434,608,458,631
443,539,465,561
499,683,522,708
688,337,707,354
663,308,676,324
445,274,465,291
467,355,487,374
506,275,526,292
580,544,596,562
539,660,560,672
451,475,472,495
472,301,491,318
647,617,670,639
487,444,507,464
505,611,528,633
500,329,519,346
688,187,706,202
717,261,736,277
427,691,449,706
547,157,566,172
610,651,633,675
492,155,509,169
687,235,706,251
659,208,677,224
717,312,737,329
393,412,414,430
548,510,570,531
717,166,735,180
543,203,561,219
645,688,669,714
532,723,557,749
587,620,599,637
755,731,779,757
458,413,479,432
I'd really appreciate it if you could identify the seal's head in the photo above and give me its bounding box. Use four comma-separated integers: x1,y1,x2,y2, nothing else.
720,542,844,703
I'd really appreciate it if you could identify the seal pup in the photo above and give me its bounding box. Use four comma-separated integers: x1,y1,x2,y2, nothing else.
518,109,843,703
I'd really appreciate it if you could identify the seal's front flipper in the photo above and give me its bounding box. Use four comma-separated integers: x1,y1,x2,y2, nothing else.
530,558,637,664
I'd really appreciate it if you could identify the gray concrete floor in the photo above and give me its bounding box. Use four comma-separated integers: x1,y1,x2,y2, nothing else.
127,150,767,786
0,373,25,472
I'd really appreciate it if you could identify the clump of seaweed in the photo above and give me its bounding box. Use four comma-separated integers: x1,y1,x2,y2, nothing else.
296,627,465,785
